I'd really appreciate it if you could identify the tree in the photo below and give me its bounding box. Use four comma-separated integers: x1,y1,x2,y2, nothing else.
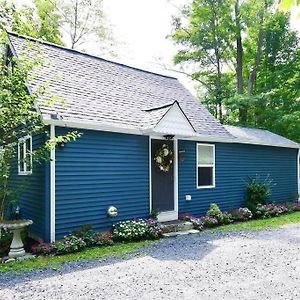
0,32,80,221
171,0,235,122
34,0,64,45
58,0,110,50
0,0,64,45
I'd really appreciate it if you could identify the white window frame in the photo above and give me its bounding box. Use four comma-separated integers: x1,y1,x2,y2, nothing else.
196,143,215,189
18,135,33,175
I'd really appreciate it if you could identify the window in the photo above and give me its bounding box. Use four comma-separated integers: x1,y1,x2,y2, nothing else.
197,144,215,188
18,136,32,175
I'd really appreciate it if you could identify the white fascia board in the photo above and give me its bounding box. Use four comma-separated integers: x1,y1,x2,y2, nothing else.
43,118,144,136
43,118,300,149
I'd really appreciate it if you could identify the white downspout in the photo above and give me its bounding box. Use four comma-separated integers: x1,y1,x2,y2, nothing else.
50,125,56,242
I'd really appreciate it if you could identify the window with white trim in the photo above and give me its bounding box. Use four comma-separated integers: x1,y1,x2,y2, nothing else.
18,136,32,175
197,144,215,188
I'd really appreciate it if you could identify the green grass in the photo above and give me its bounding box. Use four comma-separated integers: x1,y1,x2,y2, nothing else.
0,240,157,274
211,211,300,232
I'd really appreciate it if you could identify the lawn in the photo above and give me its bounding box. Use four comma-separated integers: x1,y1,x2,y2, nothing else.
2,212,300,274
0,240,157,274
212,211,300,232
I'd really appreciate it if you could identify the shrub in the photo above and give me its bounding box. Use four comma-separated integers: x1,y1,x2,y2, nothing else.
255,203,288,218
146,219,163,239
112,219,148,241
149,209,159,220
222,213,233,224
0,229,12,257
73,225,97,247
200,216,219,228
207,203,223,223
94,231,114,246
178,213,193,221
230,207,253,221
291,203,300,212
54,234,86,254
245,175,273,212
190,217,205,230
31,242,55,255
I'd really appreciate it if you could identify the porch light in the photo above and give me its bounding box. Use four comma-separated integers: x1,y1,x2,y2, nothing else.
163,134,175,140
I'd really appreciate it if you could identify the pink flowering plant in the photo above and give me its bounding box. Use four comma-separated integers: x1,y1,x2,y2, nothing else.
31,242,55,256
94,231,114,246
200,216,219,228
146,218,163,239
291,203,300,212
231,207,253,221
54,234,86,254
255,203,289,218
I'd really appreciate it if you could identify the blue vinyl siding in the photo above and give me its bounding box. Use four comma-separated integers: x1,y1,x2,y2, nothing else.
178,141,298,216
10,133,47,239
55,128,149,239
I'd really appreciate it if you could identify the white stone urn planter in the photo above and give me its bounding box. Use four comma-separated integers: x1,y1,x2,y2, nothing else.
0,220,33,258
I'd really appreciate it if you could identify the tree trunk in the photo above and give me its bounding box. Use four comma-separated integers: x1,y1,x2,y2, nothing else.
248,5,265,95
71,0,78,49
215,48,223,123
235,0,247,123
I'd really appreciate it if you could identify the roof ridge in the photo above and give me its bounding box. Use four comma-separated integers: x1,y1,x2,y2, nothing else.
7,31,178,80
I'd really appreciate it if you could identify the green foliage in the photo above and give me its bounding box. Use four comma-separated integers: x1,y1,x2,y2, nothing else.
245,175,273,212
0,32,81,220
0,0,64,45
206,203,224,223
171,0,235,121
1,240,157,273
112,219,163,242
149,209,159,219
172,1,300,142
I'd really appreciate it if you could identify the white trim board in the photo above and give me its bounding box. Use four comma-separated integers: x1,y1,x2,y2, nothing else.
50,125,56,242
297,149,300,203
43,118,300,150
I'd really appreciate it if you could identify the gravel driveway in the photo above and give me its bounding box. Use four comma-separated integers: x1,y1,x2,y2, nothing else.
1,225,300,300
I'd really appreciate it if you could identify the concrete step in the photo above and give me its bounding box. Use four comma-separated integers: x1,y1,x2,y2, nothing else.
160,220,194,234
163,229,200,238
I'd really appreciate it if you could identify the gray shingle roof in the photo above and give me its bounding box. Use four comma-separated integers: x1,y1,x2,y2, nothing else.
7,33,299,148
8,32,231,138
224,125,299,148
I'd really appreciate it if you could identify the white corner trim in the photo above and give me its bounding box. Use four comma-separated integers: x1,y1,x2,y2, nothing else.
297,149,300,203
50,125,56,242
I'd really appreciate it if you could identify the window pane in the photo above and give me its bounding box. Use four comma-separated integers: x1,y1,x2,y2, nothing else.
198,145,214,164
198,167,213,186
25,138,32,172
19,142,24,172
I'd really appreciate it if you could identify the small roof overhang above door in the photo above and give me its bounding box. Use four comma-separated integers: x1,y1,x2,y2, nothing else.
141,101,197,138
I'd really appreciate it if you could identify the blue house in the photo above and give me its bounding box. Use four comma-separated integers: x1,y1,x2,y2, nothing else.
7,33,300,242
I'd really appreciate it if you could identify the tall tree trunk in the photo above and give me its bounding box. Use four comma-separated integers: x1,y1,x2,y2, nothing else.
71,0,78,49
235,0,247,123
248,5,265,95
215,47,223,123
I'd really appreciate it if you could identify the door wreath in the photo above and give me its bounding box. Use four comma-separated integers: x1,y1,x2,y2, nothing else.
154,144,173,172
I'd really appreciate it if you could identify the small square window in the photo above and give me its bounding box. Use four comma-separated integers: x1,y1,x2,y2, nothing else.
18,136,32,175
197,144,215,188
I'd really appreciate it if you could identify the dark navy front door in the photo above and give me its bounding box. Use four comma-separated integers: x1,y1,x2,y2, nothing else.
151,139,174,212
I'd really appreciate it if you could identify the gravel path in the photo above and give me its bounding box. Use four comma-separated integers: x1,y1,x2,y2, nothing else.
1,225,300,300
